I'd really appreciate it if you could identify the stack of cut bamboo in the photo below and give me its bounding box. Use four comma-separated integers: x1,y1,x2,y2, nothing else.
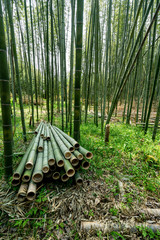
12,122,93,201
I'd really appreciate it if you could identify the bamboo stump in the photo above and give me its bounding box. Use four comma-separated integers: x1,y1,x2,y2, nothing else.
105,124,110,143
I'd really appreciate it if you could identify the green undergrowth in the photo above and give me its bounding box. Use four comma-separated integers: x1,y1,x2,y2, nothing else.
80,122,160,197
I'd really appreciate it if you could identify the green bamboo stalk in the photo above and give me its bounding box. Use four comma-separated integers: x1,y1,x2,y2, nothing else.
74,0,84,141
52,171,60,180
24,0,34,127
0,0,13,178
6,0,27,141
11,178,20,187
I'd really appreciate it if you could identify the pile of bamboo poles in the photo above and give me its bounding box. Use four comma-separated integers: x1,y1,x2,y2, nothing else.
12,122,93,201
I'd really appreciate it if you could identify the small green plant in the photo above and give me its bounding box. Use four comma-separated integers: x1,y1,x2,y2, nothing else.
110,231,126,239
137,226,160,239
88,209,94,217
97,230,103,239
109,207,119,216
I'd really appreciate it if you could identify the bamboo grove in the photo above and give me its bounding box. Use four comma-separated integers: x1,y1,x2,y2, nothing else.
0,0,160,178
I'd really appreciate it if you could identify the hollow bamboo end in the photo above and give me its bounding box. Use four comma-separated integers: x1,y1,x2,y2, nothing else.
77,154,83,160
46,137,50,141
67,168,75,177
12,179,20,186
75,143,80,149
27,192,36,201
42,166,49,173
13,173,20,180
52,172,60,180
22,175,30,182
57,160,64,167
48,159,55,166
61,174,69,182
76,178,83,185
25,163,33,170
82,161,90,169
38,147,43,152
86,152,93,159
17,194,26,202
65,152,72,159
32,173,43,183
71,158,79,166
69,146,75,152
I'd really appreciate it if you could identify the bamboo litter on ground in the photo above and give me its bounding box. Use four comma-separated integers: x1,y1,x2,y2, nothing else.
12,121,93,201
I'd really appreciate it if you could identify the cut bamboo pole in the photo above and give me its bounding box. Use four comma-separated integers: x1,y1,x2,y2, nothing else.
13,137,35,179
54,126,80,149
26,180,36,201
32,151,43,183
22,169,33,182
79,146,93,159
50,126,71,159
73,150,83,160
61,170,69,182
38,137,44,152
35,121,43,134
54,127,75,152
17,183,28,202
82,160,90,169
42,141,49,173
70,153,79,166
63,156,75,177
75,172,83,185
46,125,50,140
25,125,43,169
11,178,20,186
48,141,55,166
52,171,60,180
49,129,64,167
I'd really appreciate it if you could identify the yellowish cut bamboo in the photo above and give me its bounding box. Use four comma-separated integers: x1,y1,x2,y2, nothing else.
17,183,28,202
70,153,79,166
26,180,36,201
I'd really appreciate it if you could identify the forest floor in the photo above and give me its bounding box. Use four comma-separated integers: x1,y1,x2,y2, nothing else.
0,104,160,239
